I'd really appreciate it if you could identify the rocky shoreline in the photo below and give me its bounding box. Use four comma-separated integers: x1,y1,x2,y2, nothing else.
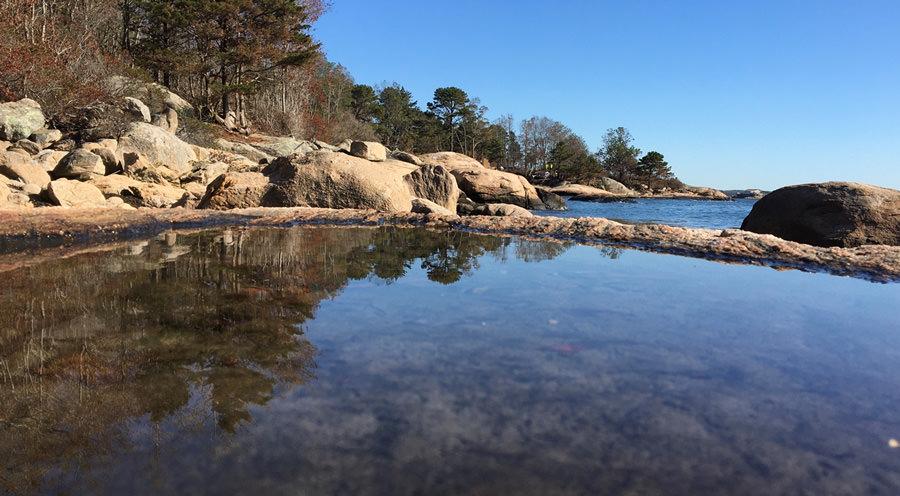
2,206,898,282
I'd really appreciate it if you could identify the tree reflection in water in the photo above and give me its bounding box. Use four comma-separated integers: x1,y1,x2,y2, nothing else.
0,226,571,494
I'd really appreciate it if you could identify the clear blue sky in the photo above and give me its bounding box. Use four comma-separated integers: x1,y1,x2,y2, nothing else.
313,0,900,190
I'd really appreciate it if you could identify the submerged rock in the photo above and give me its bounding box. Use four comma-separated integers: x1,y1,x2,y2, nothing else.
741,182,900,247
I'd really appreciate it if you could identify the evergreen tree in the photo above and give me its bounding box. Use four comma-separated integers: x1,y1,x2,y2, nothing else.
637,151,674,179
348,84,377,122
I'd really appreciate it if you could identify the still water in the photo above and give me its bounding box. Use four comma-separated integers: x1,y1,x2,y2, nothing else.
1,226,899,495
540,198,757,229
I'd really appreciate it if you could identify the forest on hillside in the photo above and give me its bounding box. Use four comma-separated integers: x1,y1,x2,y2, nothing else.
0,0,680,188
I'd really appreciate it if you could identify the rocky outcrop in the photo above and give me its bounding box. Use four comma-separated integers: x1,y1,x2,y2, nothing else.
725,189,767,199
585,176,635,195
262,151,416,212
198,172,270,210
403,164,459,212
741,182,900,247
118,122,197,174
419,151,484,170
0,99,45,142
350,141,387,162
551,183,633,201
450,167,543,209
411,198,455,216
0,152,51,190
47,179,107,207
52,149,106,180
682,186,729,200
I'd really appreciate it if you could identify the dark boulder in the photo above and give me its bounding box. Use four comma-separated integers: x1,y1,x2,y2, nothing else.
740,182,900,247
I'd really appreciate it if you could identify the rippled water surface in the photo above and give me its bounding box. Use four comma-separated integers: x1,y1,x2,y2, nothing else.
1,226,899,495
540,198,757,229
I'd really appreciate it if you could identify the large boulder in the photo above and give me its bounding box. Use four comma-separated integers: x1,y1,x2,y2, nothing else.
419,152,483,170
52,149,106,180
118,122,197,174
349,141,387,162
0,152,51,189
551,183,631,201
741,182,900,247
534,186,567,210
198,172,270,210
263,151,415,212
449,167,544,209
47,178,107,207
403,164,459,212
0,99,45,142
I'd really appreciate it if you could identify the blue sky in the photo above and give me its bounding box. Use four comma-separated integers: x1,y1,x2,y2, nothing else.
313,0,900,190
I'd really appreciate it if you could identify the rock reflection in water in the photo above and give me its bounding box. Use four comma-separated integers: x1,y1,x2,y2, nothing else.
0,227,570,494
3,226,897,496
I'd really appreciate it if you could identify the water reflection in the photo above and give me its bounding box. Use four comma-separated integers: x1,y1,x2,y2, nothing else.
0,227,573,494
1,227,898,495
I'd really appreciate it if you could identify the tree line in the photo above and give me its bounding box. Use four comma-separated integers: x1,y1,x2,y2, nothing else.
0,0,680,186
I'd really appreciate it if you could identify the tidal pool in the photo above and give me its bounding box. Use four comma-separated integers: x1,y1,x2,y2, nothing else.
1,226,898,495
